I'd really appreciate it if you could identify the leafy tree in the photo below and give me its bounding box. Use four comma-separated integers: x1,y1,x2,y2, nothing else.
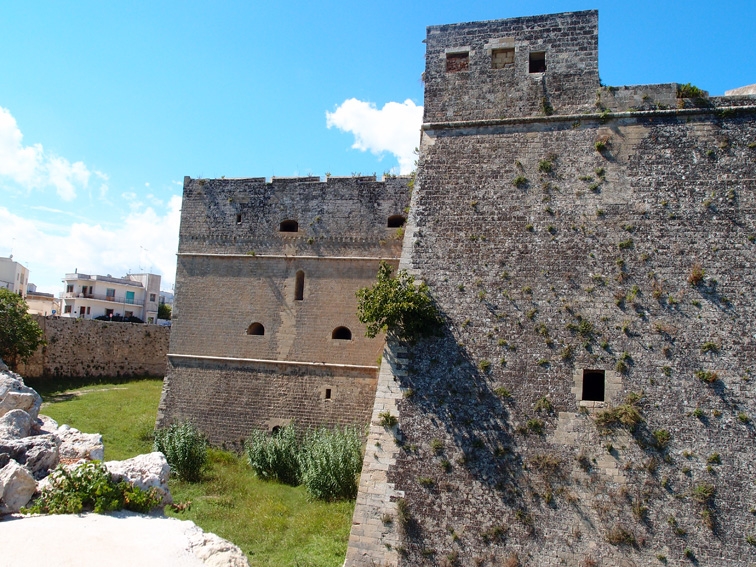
356,261,442,342
0,288,45,369
157,303,172,320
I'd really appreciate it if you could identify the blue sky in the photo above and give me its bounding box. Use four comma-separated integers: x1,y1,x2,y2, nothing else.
1,1,754,295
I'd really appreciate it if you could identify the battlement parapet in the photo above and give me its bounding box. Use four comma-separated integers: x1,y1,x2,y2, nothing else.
178,176,411,257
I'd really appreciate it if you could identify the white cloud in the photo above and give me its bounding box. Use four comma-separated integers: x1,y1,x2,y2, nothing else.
326,99,423,174
0,195,182,294
0,106,92,200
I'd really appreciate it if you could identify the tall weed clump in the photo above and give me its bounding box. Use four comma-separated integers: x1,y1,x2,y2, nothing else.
153,421,208,482
245,424,364,500
246,424,301,485
299,426,363,501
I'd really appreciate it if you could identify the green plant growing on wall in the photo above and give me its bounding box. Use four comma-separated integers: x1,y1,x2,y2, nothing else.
378,411,398,427
513,175,528,188
677,83,706,99
356,261,442,342
534,397,553,413
595,393,644,431
696,370,719,384
688,263,705,286
538,159,553,173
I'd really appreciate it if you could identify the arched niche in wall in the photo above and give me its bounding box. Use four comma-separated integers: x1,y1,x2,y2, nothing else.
247,322,265,336
331,326,352,340
279,220,298,232
387,215,406,228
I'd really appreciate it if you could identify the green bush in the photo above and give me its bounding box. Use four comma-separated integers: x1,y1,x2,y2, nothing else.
356,261,442,342
245,423,301,485
153,421,208,482
299,426,364,501
246,424,365,501
22,462,161,515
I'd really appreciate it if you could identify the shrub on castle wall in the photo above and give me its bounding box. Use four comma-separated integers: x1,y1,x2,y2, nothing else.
356,261,442,343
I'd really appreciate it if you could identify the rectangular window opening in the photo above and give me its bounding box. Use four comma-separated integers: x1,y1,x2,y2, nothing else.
529,51,546,73
492,48,515,69
582,369,605,402
64,305,72,314
236,214,242,224
446,52,469,73
325,388,332,400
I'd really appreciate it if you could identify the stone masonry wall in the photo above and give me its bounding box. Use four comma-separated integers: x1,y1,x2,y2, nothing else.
346,11,756,567
349,103,756,566
19,315,169,379
159,175,412,443
423,10,599,122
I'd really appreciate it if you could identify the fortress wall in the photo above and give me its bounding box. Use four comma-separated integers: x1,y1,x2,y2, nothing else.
170,255,393,366
352,106,756,566
159,357,378,447
20,315,169,379
159,175,412,443
178,175,409,257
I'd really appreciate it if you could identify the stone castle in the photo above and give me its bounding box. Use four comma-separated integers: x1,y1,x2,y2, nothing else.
159,10,756,566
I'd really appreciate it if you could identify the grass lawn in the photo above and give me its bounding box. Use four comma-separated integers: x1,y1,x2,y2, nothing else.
33,376,356,567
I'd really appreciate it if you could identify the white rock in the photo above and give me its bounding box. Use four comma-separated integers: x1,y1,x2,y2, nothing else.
185,522,250,567
0,371,42,421
0,409,33,440
0,460,37,513
57,425,104,461
1,434,60,479
105,452,172,506
34,414,59,435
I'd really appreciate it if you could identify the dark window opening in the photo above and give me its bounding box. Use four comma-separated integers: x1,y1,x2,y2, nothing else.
582,369,605,402
387,215,406,228
79,306,86,316
236,214,242,224
529,51,546,73
332,326,352,340
279,220,298,232
492,48,515,69
325,388,332,400
446,52,469,73
247,322,265,336
64,305,72,314
270,426,281,436
105,309,114,317
294,270,305,301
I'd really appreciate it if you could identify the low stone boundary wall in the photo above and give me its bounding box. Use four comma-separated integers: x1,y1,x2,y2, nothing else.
18,316,169,379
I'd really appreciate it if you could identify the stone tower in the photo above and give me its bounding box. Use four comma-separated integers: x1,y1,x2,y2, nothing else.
157,175,411,445
347,10,756,567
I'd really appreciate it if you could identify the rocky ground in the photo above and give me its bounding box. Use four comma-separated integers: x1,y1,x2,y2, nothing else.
0,360,249,567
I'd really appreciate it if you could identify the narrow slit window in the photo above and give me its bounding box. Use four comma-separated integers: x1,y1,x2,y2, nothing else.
387,215,406,228
325,388,332,400
582,369,605,402
236,214,242,224
332,326,352,340
446,52,469,73
529,51,546,73
492,48,515,69
279,220,298,232
294,270,305,301
247,322,265,336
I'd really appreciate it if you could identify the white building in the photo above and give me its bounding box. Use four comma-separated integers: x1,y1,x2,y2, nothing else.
60,272,161,323
0,256,30,298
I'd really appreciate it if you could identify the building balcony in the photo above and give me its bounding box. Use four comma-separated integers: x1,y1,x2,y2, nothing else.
62,292,145,306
